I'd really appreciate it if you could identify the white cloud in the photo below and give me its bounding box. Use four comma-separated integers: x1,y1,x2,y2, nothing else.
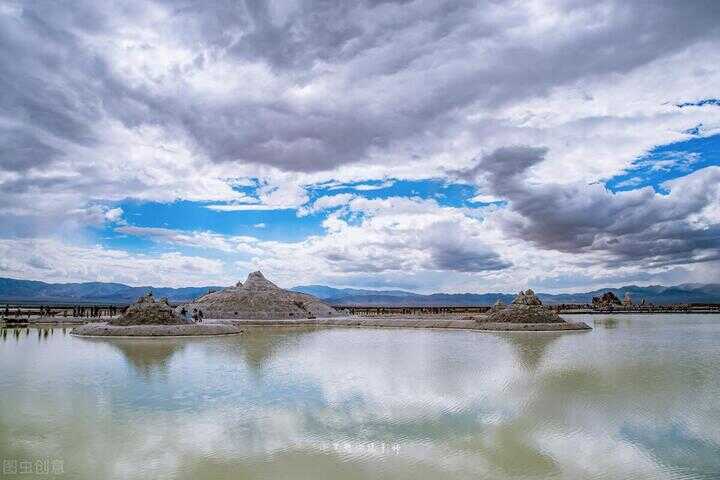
115,226,263,255
0,238,228,287
469,193,502,203
298,193,355,216
205,204,294,212
104,207,125,224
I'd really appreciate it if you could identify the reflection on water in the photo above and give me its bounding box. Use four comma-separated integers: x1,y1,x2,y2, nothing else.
494,331,563,371
85,338,189,377
1,315,720,480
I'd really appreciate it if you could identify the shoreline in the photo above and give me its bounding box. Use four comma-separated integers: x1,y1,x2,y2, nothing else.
64,315,592,336
212,316,592,332
70,322,244,337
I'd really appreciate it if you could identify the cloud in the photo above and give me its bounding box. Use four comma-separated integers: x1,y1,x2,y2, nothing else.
115,196,511,289
0,238,227,287
327,180,396,191
3,0,720,184
206,177,309,212
262,196,513,277
205,204,293,212
465,147,720,269
0,128,63,172
298,193,355,216
115,226,262,254
104,207,124,223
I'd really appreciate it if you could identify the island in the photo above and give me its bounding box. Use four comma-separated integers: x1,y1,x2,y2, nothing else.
71,292,243,337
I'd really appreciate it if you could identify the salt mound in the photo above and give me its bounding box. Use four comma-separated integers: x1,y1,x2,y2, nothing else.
484,289,564,324
111,292,187,326
592,291,622,308
179,271,342,320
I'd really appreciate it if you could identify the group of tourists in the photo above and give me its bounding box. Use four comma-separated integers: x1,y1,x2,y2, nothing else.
179,307,204,323
70,305,119,318
2,305,120,318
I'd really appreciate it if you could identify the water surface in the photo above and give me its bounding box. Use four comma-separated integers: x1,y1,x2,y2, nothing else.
1,314,719,479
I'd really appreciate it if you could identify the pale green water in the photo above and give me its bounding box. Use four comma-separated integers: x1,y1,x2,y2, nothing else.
1,314,719,479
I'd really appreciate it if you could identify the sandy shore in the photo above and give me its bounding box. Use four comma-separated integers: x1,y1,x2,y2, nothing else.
210,316,592,332
71,322,244,337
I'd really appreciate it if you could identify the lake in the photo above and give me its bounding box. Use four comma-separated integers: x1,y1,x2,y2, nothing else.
1,314,719,479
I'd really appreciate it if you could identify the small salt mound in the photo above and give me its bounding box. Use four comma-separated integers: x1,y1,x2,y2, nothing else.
111,292,187,326
484,289,564,324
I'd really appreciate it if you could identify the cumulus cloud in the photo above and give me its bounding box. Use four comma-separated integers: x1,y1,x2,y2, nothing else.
0,238,227,287
3,0,720,184
462,146,720,269
111,196,512,289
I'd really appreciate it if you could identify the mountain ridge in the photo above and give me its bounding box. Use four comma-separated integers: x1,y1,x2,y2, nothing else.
0,277,221,303
0,277,718,305
291,283,720,306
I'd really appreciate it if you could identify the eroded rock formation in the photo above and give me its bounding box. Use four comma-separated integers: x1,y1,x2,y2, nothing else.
512,289,543,306
592,291,622,308
111,292,186,326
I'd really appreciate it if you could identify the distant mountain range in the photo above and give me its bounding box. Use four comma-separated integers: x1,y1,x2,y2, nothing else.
0,277,718,305
0,277,221,304
291,283,720,306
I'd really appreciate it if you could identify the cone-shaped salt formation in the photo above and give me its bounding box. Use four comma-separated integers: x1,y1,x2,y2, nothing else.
484,289,564,323
179,271,342,320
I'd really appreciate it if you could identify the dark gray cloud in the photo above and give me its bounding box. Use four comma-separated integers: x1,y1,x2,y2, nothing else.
466,146,720,267
0,128,62,172
169,0,720,170
427,244,510,273
2,0,720,175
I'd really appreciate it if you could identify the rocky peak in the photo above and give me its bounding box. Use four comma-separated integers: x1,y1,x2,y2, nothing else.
242,271,279,291
512,289,542,306
592,291,622,307
111,292,182,326
138,291,154,303
622,292,633,305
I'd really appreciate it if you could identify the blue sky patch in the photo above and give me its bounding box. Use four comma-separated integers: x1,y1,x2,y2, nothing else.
308,179,482,208
606,133,720,193
93,179,493,251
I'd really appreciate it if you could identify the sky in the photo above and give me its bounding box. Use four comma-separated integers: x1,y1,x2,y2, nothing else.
0,0,719,293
